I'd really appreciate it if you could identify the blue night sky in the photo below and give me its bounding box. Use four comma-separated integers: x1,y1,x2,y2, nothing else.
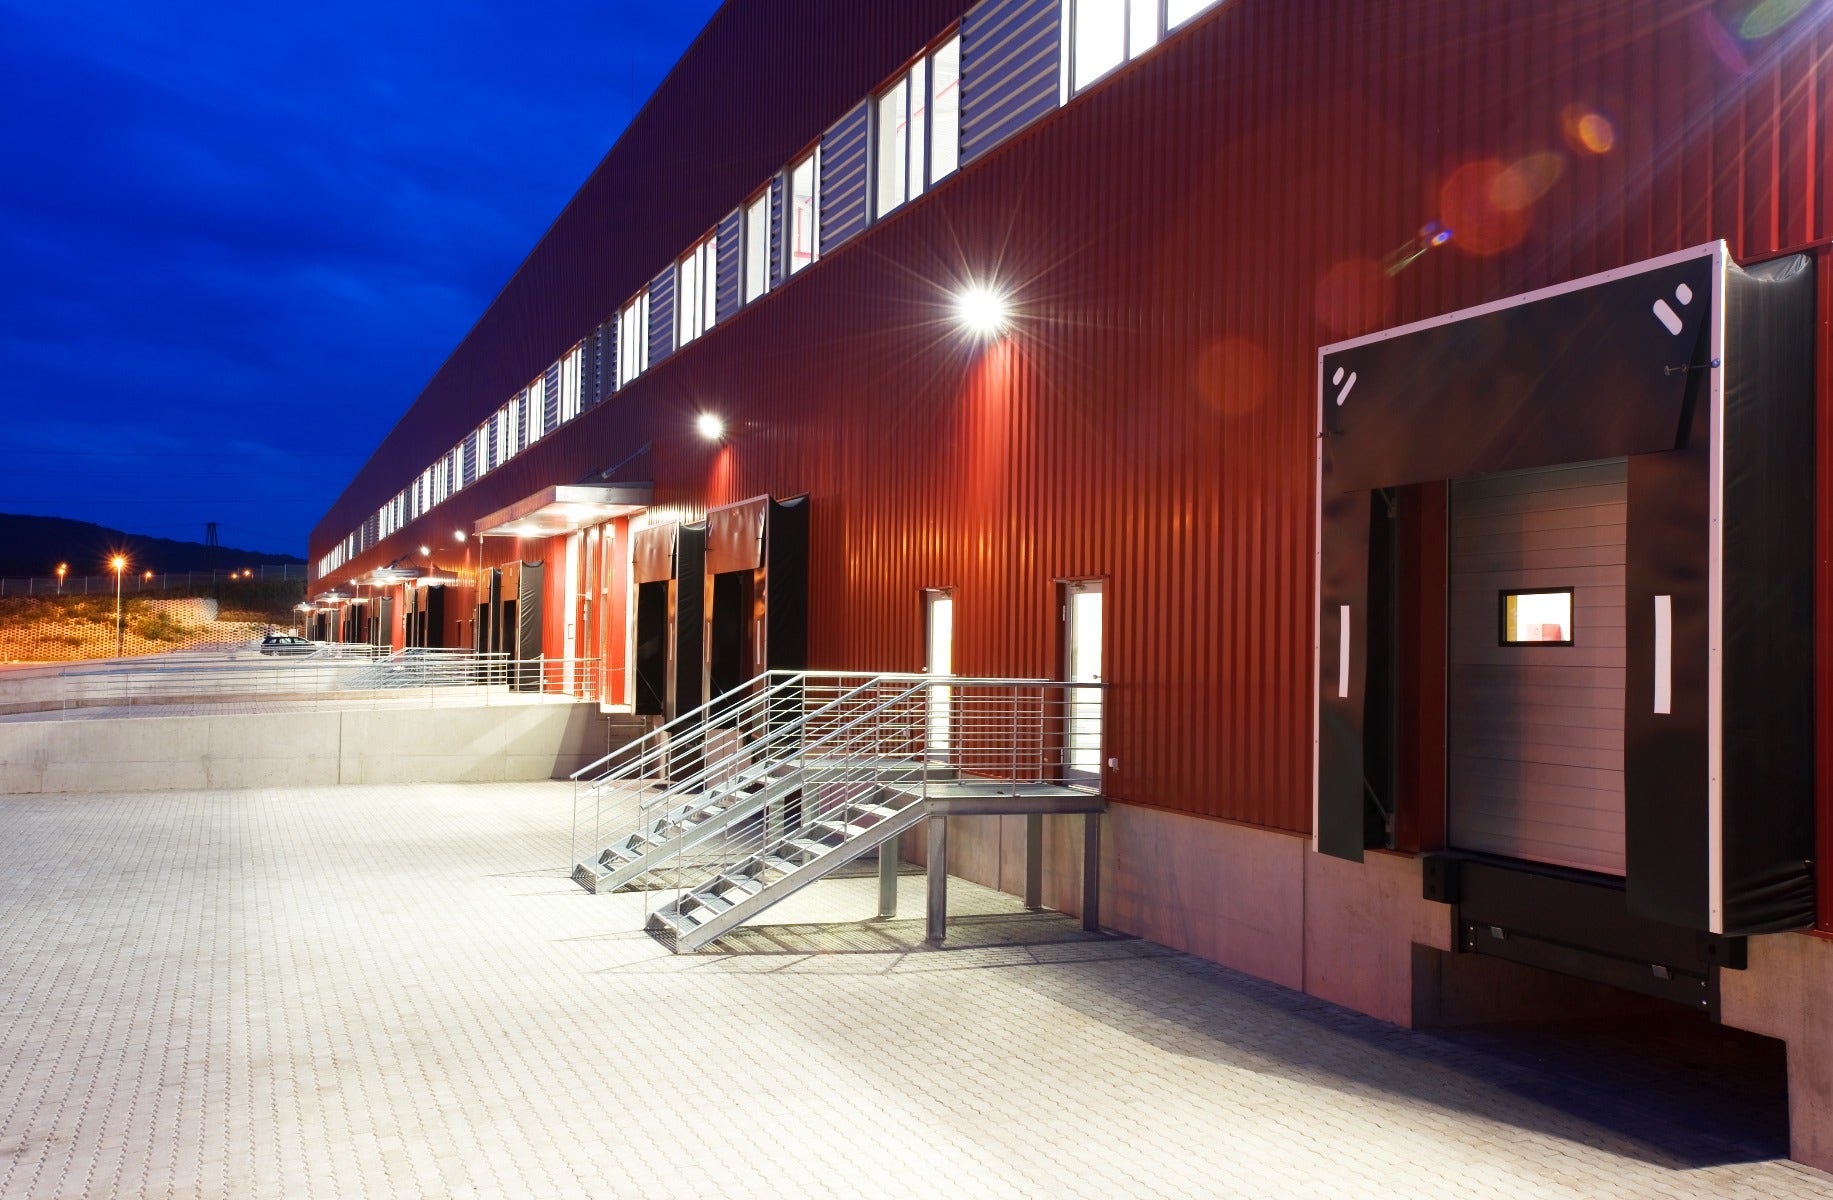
0,0,722,557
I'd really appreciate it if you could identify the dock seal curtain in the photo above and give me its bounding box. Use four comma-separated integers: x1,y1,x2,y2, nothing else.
1314,243,1816,937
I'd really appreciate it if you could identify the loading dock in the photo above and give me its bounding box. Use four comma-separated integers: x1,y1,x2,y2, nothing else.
1316,243,1817,1008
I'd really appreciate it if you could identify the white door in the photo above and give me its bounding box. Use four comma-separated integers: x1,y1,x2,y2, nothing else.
562,532,581,694
1065,582,1103,779
925,591,953,758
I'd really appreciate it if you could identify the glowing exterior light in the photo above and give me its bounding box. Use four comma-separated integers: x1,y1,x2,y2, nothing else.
419,545,432,557
111,555,126,572
956,284,1010,337
695,413,726,441
454,530,468,544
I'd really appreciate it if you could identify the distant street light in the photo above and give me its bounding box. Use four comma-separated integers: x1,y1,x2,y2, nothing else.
111,555,127,658
55,563,66,594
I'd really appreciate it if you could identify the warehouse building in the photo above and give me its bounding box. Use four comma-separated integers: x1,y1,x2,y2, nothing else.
309,0,1833,1169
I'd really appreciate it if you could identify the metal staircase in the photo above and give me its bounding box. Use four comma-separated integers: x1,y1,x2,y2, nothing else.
570,671,1106,952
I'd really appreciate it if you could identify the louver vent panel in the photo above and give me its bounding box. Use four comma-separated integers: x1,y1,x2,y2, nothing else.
821,100,870,251
716,209,743,323
960,0,1059,165
649,265,676,368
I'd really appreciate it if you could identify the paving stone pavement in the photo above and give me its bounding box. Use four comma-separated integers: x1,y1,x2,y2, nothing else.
1,781,1830,1199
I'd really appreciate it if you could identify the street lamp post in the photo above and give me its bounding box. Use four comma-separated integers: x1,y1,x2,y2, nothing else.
56,563,67,594
111,555,127,658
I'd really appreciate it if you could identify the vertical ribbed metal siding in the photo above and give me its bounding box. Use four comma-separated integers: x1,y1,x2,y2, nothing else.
319,1,1830,837
649,265,677,368
715,209,743,323
460,431,476,489
959,0,1059,165
820,100,871,250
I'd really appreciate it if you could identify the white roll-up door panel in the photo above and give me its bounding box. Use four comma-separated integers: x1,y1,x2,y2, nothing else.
1448,459,1627,876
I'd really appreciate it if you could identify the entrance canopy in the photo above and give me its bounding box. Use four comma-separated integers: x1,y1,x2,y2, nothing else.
474,484,651,539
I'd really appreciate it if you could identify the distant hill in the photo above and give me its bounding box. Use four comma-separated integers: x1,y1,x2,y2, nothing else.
0,514,303,578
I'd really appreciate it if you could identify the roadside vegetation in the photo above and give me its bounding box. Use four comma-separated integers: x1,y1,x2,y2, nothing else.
0,580,307,662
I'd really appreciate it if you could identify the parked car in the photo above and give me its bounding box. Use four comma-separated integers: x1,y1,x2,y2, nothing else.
258,634,318,656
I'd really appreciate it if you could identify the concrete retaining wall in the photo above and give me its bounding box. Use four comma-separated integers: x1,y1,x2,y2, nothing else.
0,702,622,794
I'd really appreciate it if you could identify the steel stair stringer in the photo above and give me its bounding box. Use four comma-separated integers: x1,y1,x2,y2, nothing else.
646,783,932,952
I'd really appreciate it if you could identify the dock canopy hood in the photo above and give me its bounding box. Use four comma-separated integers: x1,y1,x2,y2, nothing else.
1315,243,1816,937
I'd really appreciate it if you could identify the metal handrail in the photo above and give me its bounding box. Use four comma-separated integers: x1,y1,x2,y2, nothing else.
0,649,610,718
645,675,933,924
571,671,1106,909
567,668,1066,783
567,670,809,782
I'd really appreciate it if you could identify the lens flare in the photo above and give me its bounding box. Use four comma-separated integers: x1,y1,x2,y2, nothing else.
1561,104,1616,155
1439,160,1533,256
1742,0,1813,39
1491,153,1566,212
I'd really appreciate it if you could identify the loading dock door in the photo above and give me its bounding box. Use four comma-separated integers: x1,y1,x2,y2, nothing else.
1317,242,1816,936
1447,460,1627,876
631,522,676,717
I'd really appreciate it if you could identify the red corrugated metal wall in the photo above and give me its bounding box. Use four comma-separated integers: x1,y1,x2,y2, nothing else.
321,0,1831,835
310,0,978,546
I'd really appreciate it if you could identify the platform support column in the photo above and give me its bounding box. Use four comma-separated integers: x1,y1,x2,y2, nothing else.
878,835,900,919
1082,812,1101,933
1025,813,1044,910
926,816,948,942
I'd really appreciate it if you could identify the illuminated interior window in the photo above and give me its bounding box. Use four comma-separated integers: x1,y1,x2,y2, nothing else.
788,149,819,275
876,35,962,220
743,191,770,303
1071,0,1223,94
1073,0,1128,90
618,291,649,385
676,234,717,348
1500,588,1575,646
1165,0,1221,29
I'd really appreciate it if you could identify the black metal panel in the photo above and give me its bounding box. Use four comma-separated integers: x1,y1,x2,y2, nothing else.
516,560,545,691
1720,255,1817,933
1623,353,1713,926
1316,485,1370,862
766,496,810,672
423,585,445,649
673,523,706,719
709,571,753,704
634,579,668,716
1320,254,1715,495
